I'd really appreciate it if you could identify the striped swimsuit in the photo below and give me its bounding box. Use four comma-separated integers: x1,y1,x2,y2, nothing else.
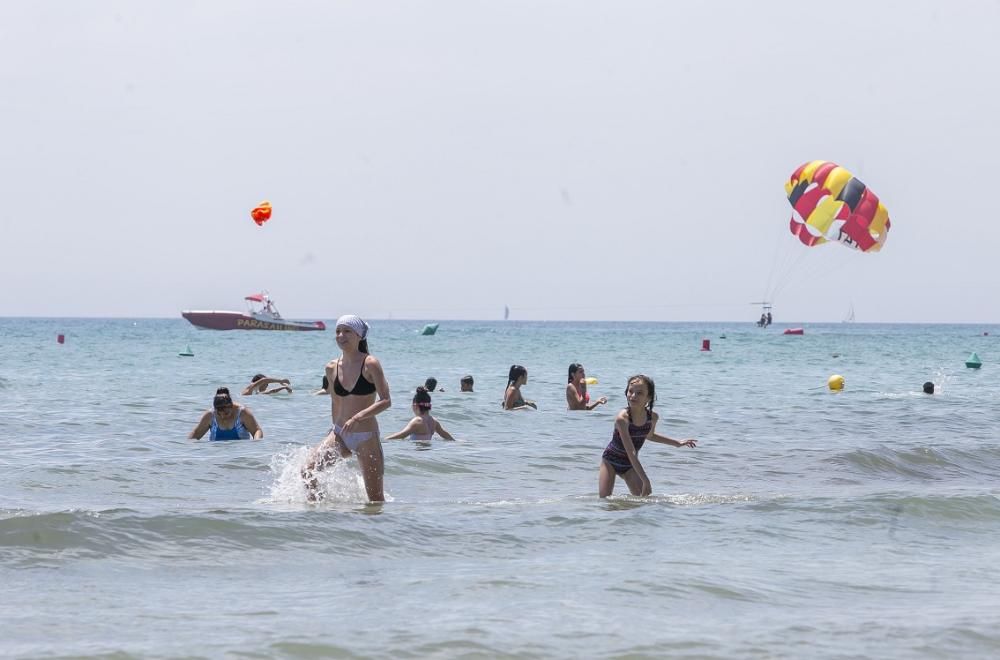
602,413,652,475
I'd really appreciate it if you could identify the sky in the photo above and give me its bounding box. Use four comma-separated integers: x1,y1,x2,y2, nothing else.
2,0,999,323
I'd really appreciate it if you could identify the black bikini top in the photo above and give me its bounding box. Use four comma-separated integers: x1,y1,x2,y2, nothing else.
333,358,377,397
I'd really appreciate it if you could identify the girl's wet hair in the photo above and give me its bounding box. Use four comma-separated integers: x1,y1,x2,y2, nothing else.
568,363,583,383
213,387,233,409
322,375,329,390
413,386,432,411
625,374,656,420
507,365,527,387
251,374,265,383
502,365,528,408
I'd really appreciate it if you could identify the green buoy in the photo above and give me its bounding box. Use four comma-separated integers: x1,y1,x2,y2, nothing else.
965,352,982,369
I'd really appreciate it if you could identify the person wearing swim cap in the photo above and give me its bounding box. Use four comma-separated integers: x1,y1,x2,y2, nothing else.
923,381,935,394
303,315,391,502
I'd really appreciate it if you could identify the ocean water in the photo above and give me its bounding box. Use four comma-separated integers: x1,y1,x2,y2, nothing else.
3,318,1000,658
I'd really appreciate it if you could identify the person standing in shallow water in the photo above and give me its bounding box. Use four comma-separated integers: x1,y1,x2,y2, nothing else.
599,374,696,498
566,363,607,411
302,315,391,502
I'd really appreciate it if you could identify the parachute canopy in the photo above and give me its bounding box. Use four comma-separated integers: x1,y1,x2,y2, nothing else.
251,201,272,226
786,161,889,253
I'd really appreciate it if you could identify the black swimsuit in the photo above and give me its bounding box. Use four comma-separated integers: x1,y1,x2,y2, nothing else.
333,359,376,397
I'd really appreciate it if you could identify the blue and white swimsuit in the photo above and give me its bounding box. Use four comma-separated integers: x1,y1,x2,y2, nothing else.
210,409,250,441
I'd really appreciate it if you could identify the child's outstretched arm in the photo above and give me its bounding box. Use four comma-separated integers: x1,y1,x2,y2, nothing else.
435,420,455,441
386,418,421,440
649,431,697,448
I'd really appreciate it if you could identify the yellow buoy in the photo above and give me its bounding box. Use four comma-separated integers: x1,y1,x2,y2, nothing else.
585,377,598,385
828,374,844,391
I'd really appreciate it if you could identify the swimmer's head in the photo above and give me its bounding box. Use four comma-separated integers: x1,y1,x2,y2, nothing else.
424,377,438,391
460,375,474,392
625,374,656,417
335,314,370,353
251,374,265,383
213,387,234,410
923,381,935,394
568,363,584,383
413,386,432,412
507,365,527,386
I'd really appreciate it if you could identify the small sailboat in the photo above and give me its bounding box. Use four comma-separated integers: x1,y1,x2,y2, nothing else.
843,303,855,323
504,305,510,321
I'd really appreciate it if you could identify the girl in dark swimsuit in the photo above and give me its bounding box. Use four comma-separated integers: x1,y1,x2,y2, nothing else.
598,375,697,498
503,365,537,410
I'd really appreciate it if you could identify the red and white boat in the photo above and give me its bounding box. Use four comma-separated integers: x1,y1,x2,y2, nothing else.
182,293,326,332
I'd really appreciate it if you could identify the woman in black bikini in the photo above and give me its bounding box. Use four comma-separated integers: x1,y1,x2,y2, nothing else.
303,315,391,502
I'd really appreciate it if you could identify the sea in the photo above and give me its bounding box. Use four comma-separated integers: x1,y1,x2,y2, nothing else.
2,318,1000,659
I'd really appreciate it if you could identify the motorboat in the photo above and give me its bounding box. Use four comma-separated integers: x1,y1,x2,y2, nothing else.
182,293,326,331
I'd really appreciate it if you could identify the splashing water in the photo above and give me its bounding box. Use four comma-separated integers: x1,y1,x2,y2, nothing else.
267,445,369,504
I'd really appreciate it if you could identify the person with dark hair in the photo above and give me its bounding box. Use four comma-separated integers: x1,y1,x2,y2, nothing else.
188,387,263,440
460,375,474,392
424,377,443,392
386,387,455,441
303,314,391,502
503,365,536,410
566,363,607,411
598,375,696,497
923,381,935,394
242,373,292,396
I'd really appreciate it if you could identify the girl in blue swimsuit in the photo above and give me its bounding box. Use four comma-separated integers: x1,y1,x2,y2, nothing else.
598,375,696,498
188,387,263,441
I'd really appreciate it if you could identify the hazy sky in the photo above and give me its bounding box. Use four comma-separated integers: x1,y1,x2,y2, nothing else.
3,1,999,322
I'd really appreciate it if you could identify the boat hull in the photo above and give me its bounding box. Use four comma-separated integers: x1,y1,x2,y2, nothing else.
182,311,325,331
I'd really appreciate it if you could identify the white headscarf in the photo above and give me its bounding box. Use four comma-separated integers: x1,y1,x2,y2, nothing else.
335,314,369,339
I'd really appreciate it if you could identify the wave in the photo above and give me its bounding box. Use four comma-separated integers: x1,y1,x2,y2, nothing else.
827,445,1000,482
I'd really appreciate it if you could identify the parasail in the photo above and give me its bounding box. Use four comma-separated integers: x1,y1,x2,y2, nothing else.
251,201,272,226
786,161,890,253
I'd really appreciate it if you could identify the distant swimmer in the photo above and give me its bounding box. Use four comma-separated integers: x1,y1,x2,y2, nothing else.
189,387,263,441
923,381,935,394
566,363,607,411
424,377,444,392
460,375,474,392
302,315,391,503
242,374,292,395
598,375,696,498
386,387,455,441
502,365,536,410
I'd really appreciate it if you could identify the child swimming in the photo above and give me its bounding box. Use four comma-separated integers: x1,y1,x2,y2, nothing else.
386,387,455,441
599,374,696,497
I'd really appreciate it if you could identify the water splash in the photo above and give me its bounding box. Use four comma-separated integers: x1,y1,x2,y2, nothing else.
266,445,368,504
